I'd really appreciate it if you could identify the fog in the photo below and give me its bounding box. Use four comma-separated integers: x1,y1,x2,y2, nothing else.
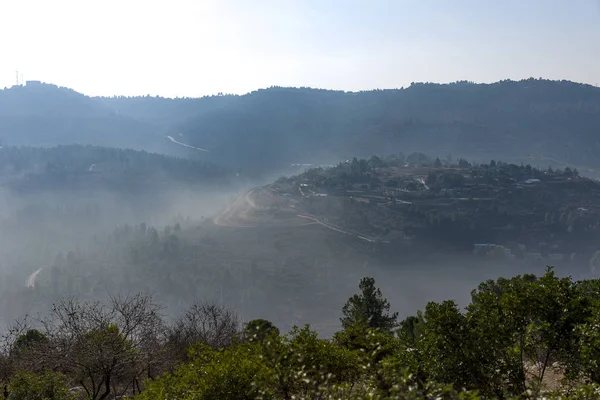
0,148,597,339
1,186,597,339
0,183,241,324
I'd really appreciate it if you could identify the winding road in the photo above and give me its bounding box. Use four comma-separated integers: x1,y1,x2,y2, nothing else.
166,135,210,152
26,267,44,289
296,214,375,242
212,187,377,242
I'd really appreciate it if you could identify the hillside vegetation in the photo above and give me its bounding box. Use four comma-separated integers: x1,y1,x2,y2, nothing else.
179,79,600,174
0,145,234,192
2,79,600,178
0,83,232,156
4,269,600,399
274,154,600,269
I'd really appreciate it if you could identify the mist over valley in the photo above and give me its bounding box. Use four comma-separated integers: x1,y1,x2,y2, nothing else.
2,79,600,398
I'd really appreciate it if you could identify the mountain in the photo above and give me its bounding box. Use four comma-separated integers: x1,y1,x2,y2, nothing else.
178,79,600,175
0,82,235,156
3,79,600,178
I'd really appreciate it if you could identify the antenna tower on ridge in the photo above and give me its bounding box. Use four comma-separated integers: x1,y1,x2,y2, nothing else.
15,71,19,86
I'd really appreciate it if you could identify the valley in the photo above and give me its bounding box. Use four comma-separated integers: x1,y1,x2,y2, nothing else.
3,2,600,396
1,143,598,338
2,91,600,397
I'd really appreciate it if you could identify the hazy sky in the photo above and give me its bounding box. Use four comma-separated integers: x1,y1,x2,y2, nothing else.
1,0,599,97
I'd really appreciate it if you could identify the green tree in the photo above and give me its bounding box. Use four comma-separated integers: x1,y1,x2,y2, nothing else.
11,330,47,355
137,343,272,400
243,319,279,343
576,303,600,383
466,268,589,396
7,370,74,400
416,301,479,391
341,277,398,332
260,325,361,399
398,315,423,343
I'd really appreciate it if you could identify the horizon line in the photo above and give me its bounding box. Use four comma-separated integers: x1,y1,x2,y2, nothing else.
2,76,598,99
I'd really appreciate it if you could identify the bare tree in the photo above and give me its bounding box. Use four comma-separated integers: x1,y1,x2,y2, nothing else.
166,302,239,362
39,293,165,400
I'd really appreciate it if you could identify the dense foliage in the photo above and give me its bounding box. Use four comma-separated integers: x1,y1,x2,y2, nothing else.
4,270,600,398
134,269,600,399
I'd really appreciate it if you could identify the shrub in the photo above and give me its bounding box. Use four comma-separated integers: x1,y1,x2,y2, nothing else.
7,370,74,400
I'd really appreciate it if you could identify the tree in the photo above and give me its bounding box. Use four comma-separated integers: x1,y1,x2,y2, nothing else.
40,294,165,400
564,167,574,177
434,157,442,168
137,343,271,400
166,302,239,362
11,330,47,355
341,277,398,332
465,268,589,396
368,155,387,169
243,319,279,343
417,301,478,391
6,370,74,400
398,315,422,343
577,303,600,383
263,325,360,399
458,158,470,168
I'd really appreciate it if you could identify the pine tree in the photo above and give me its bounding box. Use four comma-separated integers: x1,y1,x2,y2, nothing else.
341,277,398,332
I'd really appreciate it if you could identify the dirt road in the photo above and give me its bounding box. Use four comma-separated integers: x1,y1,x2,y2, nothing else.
26,267,44,288
212,186,377,242
213,188,314,228
213,189,258,227
296,214,375,242
166,135,210,152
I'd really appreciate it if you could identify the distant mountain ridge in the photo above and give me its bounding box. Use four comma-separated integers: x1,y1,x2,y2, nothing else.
177,79,600,175
2,79,600,176
0,83,233,155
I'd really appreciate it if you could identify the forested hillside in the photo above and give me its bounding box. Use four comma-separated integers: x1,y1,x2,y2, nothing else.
2,79,600,178
0,145,234,192
0,83,233,156
179,79,600,174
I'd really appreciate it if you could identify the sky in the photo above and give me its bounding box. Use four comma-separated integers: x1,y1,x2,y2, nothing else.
0,0,599,97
